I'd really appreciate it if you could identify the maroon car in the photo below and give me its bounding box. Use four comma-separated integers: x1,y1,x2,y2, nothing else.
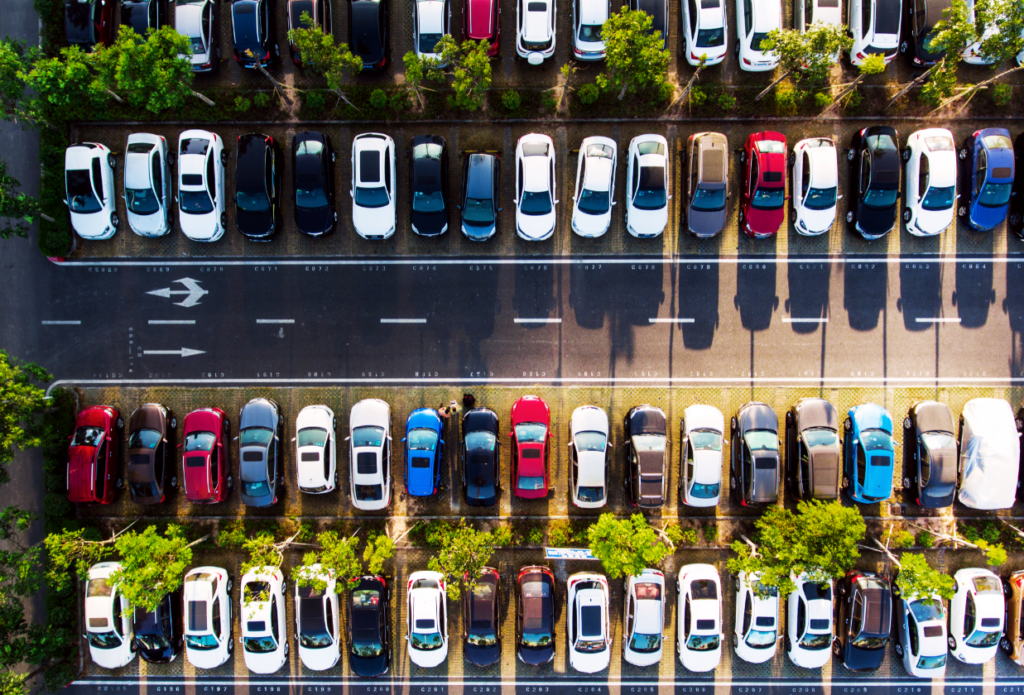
126,403,176,505
182,407,232,504
738,131,787,239
64,0,116,49
67,405,122,505
463,0,499,56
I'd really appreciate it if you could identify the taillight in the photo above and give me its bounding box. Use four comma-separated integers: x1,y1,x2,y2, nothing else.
856,52,865,60
743,58,751,65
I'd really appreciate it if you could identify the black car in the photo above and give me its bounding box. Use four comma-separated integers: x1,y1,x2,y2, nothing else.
410,135,449,237
132,588,183,663
238,397,283,507
901,401,957,508
461,407,500,507
65,0,111,48
1010,132,1024,239
235,133,280,240
348,575,391,678
623,405,667,508
293,131,336,236
628,0,667,49
785,398,841,501
730,402,780,506
834,571,892,672
515,565,555,666
900,0,949,66
460,153,500,240
350,0,389,69
121,0,165,34
846,126,901,240
463,567,501,667
232,0,278,67
126,403,176,505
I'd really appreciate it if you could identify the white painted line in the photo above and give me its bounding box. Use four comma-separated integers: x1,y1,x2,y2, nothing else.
148,320,195,325
515,318,562,324
915,317,961,323
783,317,829,323
255,319,295,324
380,318,427,324
72,679,1024,687
40,320,81,325
141,348,205,357
649,318,694,324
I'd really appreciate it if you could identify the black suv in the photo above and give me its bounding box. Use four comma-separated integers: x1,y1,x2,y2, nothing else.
235,133,280,240
834,571,892,672
132,588,183,663
348,575,391,678
293,131,336,236
846,126,901,241
232,0,278,67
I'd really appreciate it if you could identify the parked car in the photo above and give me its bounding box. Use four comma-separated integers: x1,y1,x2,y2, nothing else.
461,407,500,507
729,402,780,505
123,133,171,238
175,0,220,72
629,0,668,49
515,133,558,241
295,565,341,671
893,579,947,678
85,562,136,669
624,405,667,508
1009,132,1024,239
351,133,397,239
622,569,665,667
571,137,616,238
121,0,165,34
900,0,949,65
1001,569,1024,665
240,567,288,674
834,571,891,671
126,403,175,505
132,588,183,663
463,568,501,667
68,405,122,505
511,396,551,498
842,403,895,504
739,132,787,238
901,401,957,508
567,573,611,673
786,398,841,501
406,570,448,668
65,142,118,240
232,0,277,67
948,568,1003,664
958,398,1019,510
177,130,226,242
846,126,901,240
684,132,729,238
791,137,838,236
902,128,956,236
404,408,444,497
349,399,392,511
235,133,279,240
848,0,901,65
182,407,232,505
736,0,782,71
516,0,555,63
183,566,232,669
795,0,842,34
409,135,449,237
960,0,997,65
786,573,833,669
295,405,337,494
625,134,671,238
733,571,778,664
958,128,1014,232
569,405,610,508
463,0,500,54
293,131,337,236
679,404,724,507
460,152,500,241
515,565,556,665
350,0,389,68
413,0,451,62
676,564,724,672
572,0,609,58
349,575,391,677
287,0,332,64
238,397,283,507
681,0,727,66
65,0,115,48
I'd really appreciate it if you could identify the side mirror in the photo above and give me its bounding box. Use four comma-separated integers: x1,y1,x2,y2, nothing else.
345,436,351,441
233,436,239,441
456,204,462,210
837,194,843,200
291,437,296,442
401,437,406,442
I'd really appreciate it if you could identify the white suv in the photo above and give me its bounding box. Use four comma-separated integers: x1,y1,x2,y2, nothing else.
124,133,171,237
736,0,782,71
406,570,449,668
676,564,724,671
733,571,779,664
85,562,136,669
625,134,671,238
948,568,1003,664
184,566,233,669
516,0,556,63
295,405,337,494
515,133,558,241
349,399,392,511
902,128,956,236
65,142,118,240
848,0,901,65
572,0,609,59
679,404,724,507
682,0,728,65
294,565,341,671
177,129,226,242
894,587,947,678
571,137,616,238
240,566,288,673
351,133,397,239
623,569,665,666
569,405,610,507
567,573,612,673
786,573,833,669
791,137,839,236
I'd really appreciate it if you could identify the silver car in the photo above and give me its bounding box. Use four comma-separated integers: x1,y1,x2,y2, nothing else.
124,133,171,238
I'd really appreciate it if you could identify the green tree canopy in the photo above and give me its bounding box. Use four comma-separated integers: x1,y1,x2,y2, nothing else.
22,46,110,113
93,26,197,113
109,525,205,612
587,513,673,579
363,531,394,576
43,527,116,593
597,8,671,100
426,37,492,111
0,157,43,239
894,553,955,601
977,0,1024,63
427,519,494,600
760,22,852,88
0,352,49,482
288,11,362,107
0,40,42,127
293,531,361,593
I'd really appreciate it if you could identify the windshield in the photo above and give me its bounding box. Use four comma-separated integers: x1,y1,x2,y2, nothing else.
629,633,662,653
236,187,270,212
578,23,603,41
352,426,385,447
804,187,837,210
244,635,278,653
979,181,1012,208
74,426,105,447
752,186,784,210
355,186,390,208
88,631,122,650
921,185,955,211
466,430,496,451
407,428,438,451
690,482,720,499
517,475,545,490
918,653,946,669
745,629,777,648
240,427,273,446
696,27,724,47
800,632,831,650
691,187,726,211
750,31,770,50
467,630,498,647
515,423,547,443
410,631,445,651
863,184,898,209
128,428,161,449
130,481,160,499
418,33,442,54
298,428,327,447
520,190,553,215
909,598,944,623
633,171,667,210
744,431,779,451
190,35,205,54
186,633,219,650
632,434,666,452
803,428,838,448
852,632,889,650
180,189,214,214
243,480,270,498
355,484,383,501
413,189,445,214
577,486,604,502
66,170,101,213
966,628,1000,648
296,184,328,209
862,430,893,451
353,637,384,657
126,187,160,215
184,431,216,452
577,188,609,215
136,633,170,652
462,197,494,225
522,631,552,648
575,431,606,452
686,634,721,651
921,432,954,450
691,430,722,451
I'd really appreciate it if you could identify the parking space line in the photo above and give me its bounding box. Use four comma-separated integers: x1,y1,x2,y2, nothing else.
73,679,1024,687
148,320,196,325
515,318,562,324
648,318,694,323
783,318,829,323
256,319,295,324
915,317,961,323
380,318,427,324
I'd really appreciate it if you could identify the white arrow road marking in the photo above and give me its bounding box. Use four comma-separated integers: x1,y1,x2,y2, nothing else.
783,317,829,323
380,318,427,324
146,277,208,307
148,320,196,325
142,348,206,357
915,317,961,323
515,318,561,324
41,320,81,325
256,319,295,324
648,318,694,323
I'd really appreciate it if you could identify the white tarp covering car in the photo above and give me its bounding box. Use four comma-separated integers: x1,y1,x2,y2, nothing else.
958,398,1020,510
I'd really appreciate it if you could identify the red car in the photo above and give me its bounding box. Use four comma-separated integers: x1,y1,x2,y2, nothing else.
64,0,115,49
510,396,550,499
182,407,232,504
462,0,500,56
67,405,122,505
739,131,787,238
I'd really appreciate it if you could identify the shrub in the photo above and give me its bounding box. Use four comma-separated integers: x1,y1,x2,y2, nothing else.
304,90,326,112
369,88,388,110
653,80,674,104
490,524,513,548
916,530,934,548
253,91,272,108
389,90,410,112
548,520,572,547
843,89,864,111
991,83,1011,108
773,85,797,115
233,96,252,112
892,530,915,549
527,526,545,545
541,94,557,113
716,90,736,111
690,85,708,106
501,89,521,111
578,82,600,105
814,91,833,108
43,493,71,520
217,519,248,549
703,524,717,544
678,528,699,546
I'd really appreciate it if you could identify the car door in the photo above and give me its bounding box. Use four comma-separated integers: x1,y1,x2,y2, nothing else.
150,147,165,216
796,596,807,644
743,0,753,39
211,594,223,644
799,438,811,496
861,0,871,39
260,0,270,50
629,152,638,207
684,440,695,496
624,589,634,648
856,438,867,491
570,440,579,497
975,147,987,201
687,0,698,38
211,439,221,495
918,438,930,488
742,588,753,639
271,594,282,647
799,150,811,210
203,1,213,51
265,146,275,219
859,146,871,199
748,153,758,202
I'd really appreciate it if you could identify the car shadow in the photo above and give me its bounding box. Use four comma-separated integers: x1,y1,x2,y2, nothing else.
785,256,830,334
842,256,888,331
896,253,943,331
677,260,720,350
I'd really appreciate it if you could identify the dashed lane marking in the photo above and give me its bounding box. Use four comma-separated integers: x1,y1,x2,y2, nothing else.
40,320,81,325
649,318,694,323
256,319,295,324
380,318,427,324
515,318,562,324
148,320,195,325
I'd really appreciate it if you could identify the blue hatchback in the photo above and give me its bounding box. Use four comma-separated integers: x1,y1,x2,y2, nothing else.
842,403,895,504
404,408,444,497
959,128,1015,231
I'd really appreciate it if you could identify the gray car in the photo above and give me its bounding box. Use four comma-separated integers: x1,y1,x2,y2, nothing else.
238,397,283,507
460,153,500,241
729,402,780,505
685,132,729,238
786,398,841,500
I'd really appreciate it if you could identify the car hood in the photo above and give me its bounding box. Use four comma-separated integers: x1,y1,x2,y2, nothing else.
914,206,953,235
629,204,669,235
241,401,277,430
852,403,890,431
856,200,897,236
187,641,227,669
687,204,726,237
796,400,838,431
746,204,784,237
465,642,500,667
463,217,496,240
298,642,340,671
739,404,776,432
572,206,611,236
630,408,666,435
411,207,447,236
296,202,333,235
914,402,953,434
236,207,274,238
970,199,1008,230
127,206,167,235
350,651,389,677
353,201,394,237
179,209,219,240
519,644,554,665
796,204,835,235
517,208,555,239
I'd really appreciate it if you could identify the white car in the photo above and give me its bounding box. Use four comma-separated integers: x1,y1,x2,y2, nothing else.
623,569,665,667
736,0,782,71
240,566,288,674
894,588,947,678
948,568,1003,664
796,0,843,31
571,0,608,59
676,564,724,672
413,0,451,64
85,562,136,669
295,405,337,494
679,404,724,507
569,405,610,508
961,0,996,65
176,0,219,71
902,128,956,237
733,571,779,664
65,142,118,240
406,570,448,668
177,129,226,242
124,133,171,237
516,0,556,63
515,133,558,241
571,137,616,238
848,0,901,65
792,137,839,236
351,133,397,240
786,573,833,669
567,573,612,673
184,566,233,669
681,0,728,65
625,134,671,238
348,398,392,511
294,565,341,671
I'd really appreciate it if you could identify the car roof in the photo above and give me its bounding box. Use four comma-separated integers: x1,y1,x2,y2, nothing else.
697,0,725,27
579,0,608,24
237,133,270,193
751,0,781,31
466,0,495,36
417,0,446,32
802,141,838,189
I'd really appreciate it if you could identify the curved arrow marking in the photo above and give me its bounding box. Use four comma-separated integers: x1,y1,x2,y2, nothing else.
146,277,208,307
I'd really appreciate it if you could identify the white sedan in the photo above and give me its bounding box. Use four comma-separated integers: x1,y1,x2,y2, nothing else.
679,404,724,507
894,587,947,678
351,133,397,240
681,0,727,65
786,573,832,669
295,405,337,494
568,572,612,673
571,0,608,59
676,564,723,672
177,129,226,242
791,137,839,236
948,568,1003,664
625,134,670,238
516,0,555,63
240,567,288,673
571,137,616,238
413,0,451,63
184,566,233,669
569,405,610,508
85,562,136,669
406,570,449,668
961,0,997,65
736,0,781,71
65,142,118,240
733,571,779,664
294,564,341,671
515,133,558,241
349,398,392,511
124,133,171,237
902,128,956,237
623,569,665,666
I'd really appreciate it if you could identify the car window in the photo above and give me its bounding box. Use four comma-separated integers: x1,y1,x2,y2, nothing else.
908,612,919,655
152,153,163,200
976,149,987,194
95,441,107,497
801,153,811,198
800,441,810,492
326,599,335,635
797,597,806,635
212,597,221,636
265,149,273,200
203,2,212,37
688,0,698,33
856,441,866,486
683,597,691,637
919,441,930,486
206,152,216,198
918,153,928,200
155,442,165,482
211,442,220,483
861,0,871,33
964,592,976,636
860,150,871,193
91,156,105,200
742,591,752,634
852,594,864,635
744,0,753,34
631,156,639,193
750,156,758,193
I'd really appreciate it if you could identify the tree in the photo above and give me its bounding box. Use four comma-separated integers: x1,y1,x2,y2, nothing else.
587,513,674,579
0,157,44,239
108,525,208,612
826,53,887,110
427,519,494,600
728,500,865,596
757,23,852,100
0,507,43,604
43,521,137,592
0,40,46,128
293,530,361,593
288,12,363,110
0,352,49,482
893,553,955,602
20,46,111,113
911,0,980,106
363,530,394,575
597,8,670,100
434,37,492,111
403,51,431,109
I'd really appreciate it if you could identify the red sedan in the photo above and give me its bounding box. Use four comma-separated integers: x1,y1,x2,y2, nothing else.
739,131,787,238
463,0,499,56
510,396,550,499
67,405,122,504
182,407,232,504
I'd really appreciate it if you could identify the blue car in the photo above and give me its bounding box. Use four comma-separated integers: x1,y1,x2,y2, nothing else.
403,408,444,497
958,128,1015,231
842,403,895,504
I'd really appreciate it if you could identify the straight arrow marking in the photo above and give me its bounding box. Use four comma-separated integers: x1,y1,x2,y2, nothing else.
142,348,206,357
